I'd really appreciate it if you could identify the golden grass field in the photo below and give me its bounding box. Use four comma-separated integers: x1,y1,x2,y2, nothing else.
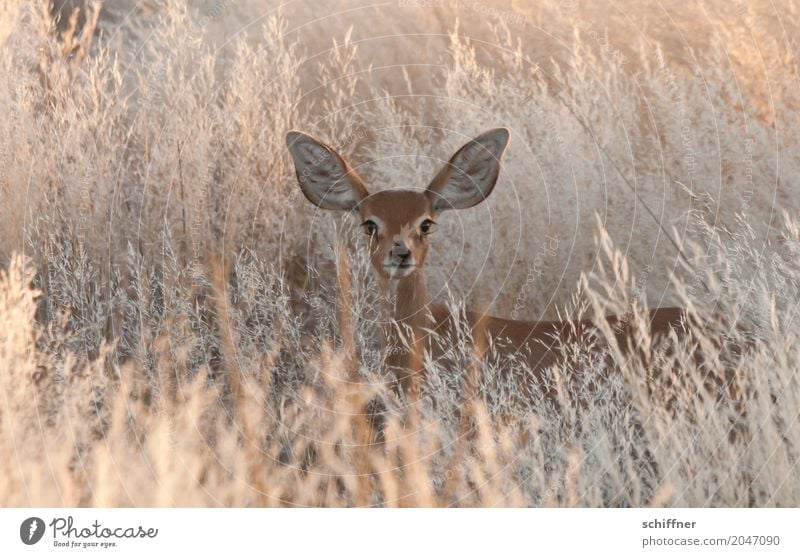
0,0,799,506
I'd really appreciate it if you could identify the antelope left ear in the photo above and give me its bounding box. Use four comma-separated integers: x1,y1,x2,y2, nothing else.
426,128,510,212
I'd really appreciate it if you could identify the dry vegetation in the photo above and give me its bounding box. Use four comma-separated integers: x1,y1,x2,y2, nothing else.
0,0,799,506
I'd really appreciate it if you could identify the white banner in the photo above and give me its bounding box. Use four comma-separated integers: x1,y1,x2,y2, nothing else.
1,508,798,556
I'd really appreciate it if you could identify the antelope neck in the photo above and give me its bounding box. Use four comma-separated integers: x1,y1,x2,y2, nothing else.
389,271,433,329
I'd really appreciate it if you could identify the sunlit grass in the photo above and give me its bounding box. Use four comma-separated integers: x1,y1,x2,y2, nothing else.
0,0,797,507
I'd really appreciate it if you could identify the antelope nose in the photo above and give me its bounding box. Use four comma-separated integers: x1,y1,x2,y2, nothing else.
392,243,411,262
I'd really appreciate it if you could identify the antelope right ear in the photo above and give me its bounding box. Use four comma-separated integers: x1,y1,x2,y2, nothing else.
286,130,369,211
426,128,510,212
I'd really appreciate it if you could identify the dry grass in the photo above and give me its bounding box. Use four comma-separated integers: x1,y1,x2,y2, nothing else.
0,0,798,507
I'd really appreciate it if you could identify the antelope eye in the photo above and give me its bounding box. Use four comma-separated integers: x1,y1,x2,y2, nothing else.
420,219,436,235
361,220,379,236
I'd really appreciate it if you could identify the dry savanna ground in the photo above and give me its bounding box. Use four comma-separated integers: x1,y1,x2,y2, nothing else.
1,0,799,506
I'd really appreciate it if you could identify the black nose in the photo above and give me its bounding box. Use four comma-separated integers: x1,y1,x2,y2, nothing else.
392,244,411,262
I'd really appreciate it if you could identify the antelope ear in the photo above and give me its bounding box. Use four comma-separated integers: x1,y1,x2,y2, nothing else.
286,130,369,211
426,128,510,211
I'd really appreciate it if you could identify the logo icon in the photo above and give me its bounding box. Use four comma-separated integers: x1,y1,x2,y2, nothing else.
20,517,45,545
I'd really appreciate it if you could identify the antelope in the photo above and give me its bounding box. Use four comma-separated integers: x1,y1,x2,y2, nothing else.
286,128,687,399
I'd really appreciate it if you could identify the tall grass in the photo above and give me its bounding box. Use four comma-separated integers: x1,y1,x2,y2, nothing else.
0,0,798,506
